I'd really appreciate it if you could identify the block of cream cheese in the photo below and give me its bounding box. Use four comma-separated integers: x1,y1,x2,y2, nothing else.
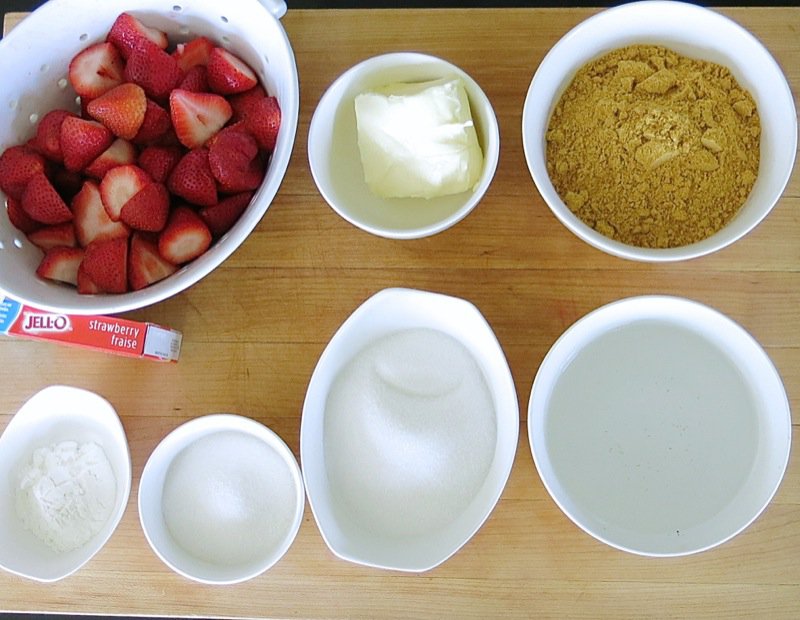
354,78,483,199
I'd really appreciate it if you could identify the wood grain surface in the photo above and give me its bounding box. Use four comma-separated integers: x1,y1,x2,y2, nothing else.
1,7,799,619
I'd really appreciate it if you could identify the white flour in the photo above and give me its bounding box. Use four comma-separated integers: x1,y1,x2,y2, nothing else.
16,440,117,552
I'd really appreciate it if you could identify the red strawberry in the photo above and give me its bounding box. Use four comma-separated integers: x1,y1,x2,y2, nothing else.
21,173,73,224
206,47,258,95
167,149,217,206
6,195,41,234
81,237,128,293
60,116,114,172
158,205,212,264
86,83,147,140
208,126,264,192
27,222,77,250
36,246,84,286
178,65,209,93
68,42,124,99
72,180,129,247
229,85,267,123
120,182,170,232
137,145,183,183
172,37,214,72
200,191,253,237
0,145,47,199
107,12,168,59
124,44,182,100
245,95,281,151
32,110,76,162
169,89,232,149
128,232,177,290
99,164,151,221
77,262,102,294
132,99,172,145
85,138,137,180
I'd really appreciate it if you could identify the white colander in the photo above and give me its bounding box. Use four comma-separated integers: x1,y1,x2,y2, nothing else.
0,0,298,315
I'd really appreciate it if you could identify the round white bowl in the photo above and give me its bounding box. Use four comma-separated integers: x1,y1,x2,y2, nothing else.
0,385,131,582
528,296,791,556
522,0,797,262
138,414,304,585
301,288,518,572
0,0,298,314
308,53,500,239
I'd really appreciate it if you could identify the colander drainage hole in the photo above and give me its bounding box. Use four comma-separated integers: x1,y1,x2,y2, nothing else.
8,99,17,110
58,78,68,90
40,63,49,73
29,113,39,124
220,15,229,23
173,4,182,11
13,237,24,249
0,240,5,250
79,33,88,42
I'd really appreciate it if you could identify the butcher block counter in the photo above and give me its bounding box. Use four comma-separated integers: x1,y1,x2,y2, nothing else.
1,6,799,619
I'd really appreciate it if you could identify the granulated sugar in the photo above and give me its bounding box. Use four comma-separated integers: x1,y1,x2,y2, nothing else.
324,328,497,538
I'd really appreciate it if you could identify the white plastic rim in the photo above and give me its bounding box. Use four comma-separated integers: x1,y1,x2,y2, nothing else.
528,296,792,556
138,414,304,585
308,53,500,239
522,0,798,262
0,0,299,314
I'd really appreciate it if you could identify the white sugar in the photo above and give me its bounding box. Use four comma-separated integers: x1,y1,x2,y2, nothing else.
324,328,496,538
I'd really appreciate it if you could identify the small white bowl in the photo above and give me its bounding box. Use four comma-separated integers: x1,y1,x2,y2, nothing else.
138,414,304,585
0,385,131,582
301,288,518,572
528,296,791,556
308,53,500,239
522,0,797,261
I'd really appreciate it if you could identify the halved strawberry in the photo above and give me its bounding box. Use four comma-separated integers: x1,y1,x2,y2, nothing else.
107,12,168,59
27,222,77,250
77,262,102,294
169,88,232,149
119,182,170,232
129,232,178,290
172,36,214,72
85,138,137,180
132,99,172,145
81,236,128,293
167,148,217,206
32,110,76,163
207,126,264,192
200,191,253,237
0,145,47,200
60,116,114,172
36,246,84,286
178,65,209,93
86,83,147,140
99,164,151,221
229,85,267,123
158,205,212,264
137,145,183,183
124,44,182,100
21,172,73,224
68,42,124,99
245,95,281,151
206,47,258,95
6,195,41,234
72,180,129,247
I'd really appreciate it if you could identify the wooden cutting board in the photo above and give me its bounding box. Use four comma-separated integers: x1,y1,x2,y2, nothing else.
1,7,799,619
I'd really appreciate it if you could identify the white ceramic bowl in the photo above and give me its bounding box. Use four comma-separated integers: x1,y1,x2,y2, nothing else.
308,53,500,239
0,385,131,582
301,288,518,571
0,0,299,314
528,296,791,556
138,414,304,585
522,0,797,262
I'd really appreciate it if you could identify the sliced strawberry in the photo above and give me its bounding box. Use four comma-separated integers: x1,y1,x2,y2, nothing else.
128,232,178,290
6,195,42,234
99,164,151,221
68,42,124,99
167,148,217,206
169,88,232,149
119,182,170,232
132,99,172,145
124,44,182,100
0,145,47,200
72,179,129,247
172,36,214,72
36,246,84,286
206,47,258,95
200,191,253,237
229,85,267,123
60,116,114,172
21,172,73,224
137,145,183,183
245,95,281,152
86,83,147,140
27,222,77,250
158,205,212,264
81,237,128,293
85,138,137,180
208,126,264,192
32,110,76,163
107,12,168,59
77,262,102,294
178,65,209,93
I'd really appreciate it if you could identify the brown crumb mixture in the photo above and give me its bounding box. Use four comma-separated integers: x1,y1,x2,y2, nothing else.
545,45,760,248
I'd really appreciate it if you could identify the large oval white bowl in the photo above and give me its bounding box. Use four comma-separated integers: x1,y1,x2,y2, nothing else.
528,296,791,556
301,288,518,571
